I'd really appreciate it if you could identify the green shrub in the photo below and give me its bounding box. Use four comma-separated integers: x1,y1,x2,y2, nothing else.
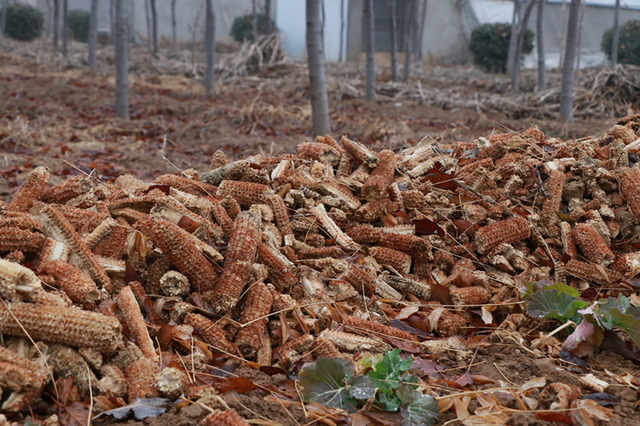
2,4,44,42
469,23,534,74
68,10,90,42
602,20,640,65
230,14,276,42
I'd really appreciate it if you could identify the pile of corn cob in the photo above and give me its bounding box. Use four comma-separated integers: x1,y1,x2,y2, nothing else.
1,115,640,420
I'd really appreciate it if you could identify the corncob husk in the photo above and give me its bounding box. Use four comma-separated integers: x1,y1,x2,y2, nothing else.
117,286,158,362
201,409,250,426
235,282,273,359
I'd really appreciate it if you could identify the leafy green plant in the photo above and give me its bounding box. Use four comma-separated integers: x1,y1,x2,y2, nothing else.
469,23,534,74
299,350,439,425
602,20,640,65
68,10,91,42
2,4,44,42
230,14,276,42
525,282,640,352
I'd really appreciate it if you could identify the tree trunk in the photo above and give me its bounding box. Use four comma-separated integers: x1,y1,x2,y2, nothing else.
0,0,7,46
110,0,115,43
536,0,546,90
339,0,345,61
252,0,257,43
364,0,375,100
506,0,521,76
558,0,567,67
144,0,151,48
53,0,59,50
265,0,272,35
115,0,129,120
389,0,398,82
511,0,536,91
415,0,428,68
150,0,158,54
88,0,99,69
205,0,216,97
611,0,620,65
560,0,581,122
574,0,586,71
403,0,416,81
306,0,330,136
171,0,177,53
45,0,52,39
62,0,68,57
321,0,325,47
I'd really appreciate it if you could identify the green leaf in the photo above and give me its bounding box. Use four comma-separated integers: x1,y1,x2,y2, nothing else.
378,391,403,412
348,375,377,401
299,358,357,411
368,349,412,393
597,297,640,347
527,285,587,323
400,393,440,426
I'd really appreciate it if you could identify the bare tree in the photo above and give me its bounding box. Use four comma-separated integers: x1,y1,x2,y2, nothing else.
574,0,586,70
205,0,216,97
150,0,158,54
88,0,99,69
506,0,521,76
560,0,581,122
536,0,546,90
171,0,177,53
611,0,620,65
558,0,567,67
306,0,330,136
53,0,59,50
252,0,257,43
62,0,68,56
0,0,7,46
415,0,428,69
110,0,115,42
389,0,399,81
511,0,535,91
403,0,417,81
339,0,345,61
115,0,129,120
265,0,272,35
144,0,151,48
364,0,375,100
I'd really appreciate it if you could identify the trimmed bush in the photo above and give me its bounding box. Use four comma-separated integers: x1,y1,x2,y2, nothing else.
68,10,90,42
2,4,44,42
230,14,276,42
602,20,640,65
469,23,534,74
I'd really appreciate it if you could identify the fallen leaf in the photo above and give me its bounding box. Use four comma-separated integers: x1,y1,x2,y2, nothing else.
521,376,546,391
92,398,171,421
395,305,420,320
480,306,493,324
218,377,256,394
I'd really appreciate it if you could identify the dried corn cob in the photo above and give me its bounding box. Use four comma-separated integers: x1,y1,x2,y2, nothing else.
216,180,274,208
153,174,216,197
573,223,615,266
154,367,190,399
362,150,397,201
316,180,361,211
37,260,100,304
235,283,273,359
221,194,242,220
450,286,491,306
0,346,48,412
296,232,326,248
385,274,431,300
475,216,530,255
98,364,128,398
559,222,578,258
310,336,342,359
34,204,111,292
542,171,565,237
256,242,297,291
267,194,294,245
201,160,250,186
435,310,467,337
310,204,358,251
297,142,342,166
126,358,160,401
370,247,412,274
332,261,375,297
159,270,190,297
49,344,98,398
379,232,432,260
40,176,92,204
7,166,49,213
0,302,122,352
565,259,622,286
619,167,640,220
117,286,158,362
185,313,236,354
345,224,384,243
0,227,45,253
343,315,415,341
319,329,390,353
201,409,250,426
0,258,42,302
114,174,149,195
340,136,378,167
82,217,117,249
300,246,346,259
134,218,218,293
0,212,45,232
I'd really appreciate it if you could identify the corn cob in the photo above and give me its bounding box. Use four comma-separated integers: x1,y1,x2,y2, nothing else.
153,174,216,197
267,194,294,245
185,313,236,354
340,136,378,167
450,286,491,306
361,150,397,201
0,302,122,352
343,315,415,341
345,224,384,244
92,221,130,260
208,197,235,238
98,364,128,398
310,336,342,359
117,286,158,362
300,246,346,259
332,261,375,297
126,358,161,401
221,194,242,220
573,223,615,266
235,282,273,359
159,270,190,297
619,167,640,220
316,134,345,154
0,212,45,232
559,222,578,258
0,227,45,253
201,160,250,186
565,259,622,286
316,180,361,211
541,171,565,237
379,232,432,260
49,344,98,398
0,346,48,412
154,367,190,399
435,310,467,337
4,251,24,264
0,257,42,302
37,260,100,304
34,204,111,292
370,246,412,274
296,232,326,248
319,329,390,353
256,241,297,291
40,176,92,204
201,409,250,426
114,174,149,195
475,216,530,255
7,166,49,213
296,142,342,166
384,274,431,300
216,180,274,208
134,218,218,293
310,204,358,251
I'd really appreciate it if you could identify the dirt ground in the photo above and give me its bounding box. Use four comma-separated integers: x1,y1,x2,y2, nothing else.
1,40,637,426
